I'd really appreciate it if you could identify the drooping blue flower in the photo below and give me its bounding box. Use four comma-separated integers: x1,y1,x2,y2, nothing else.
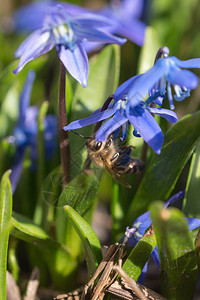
8,0,145,50
142,47,200,110
8,71,58,194
64,74,178,154
126,190,200,283
13,4,126,87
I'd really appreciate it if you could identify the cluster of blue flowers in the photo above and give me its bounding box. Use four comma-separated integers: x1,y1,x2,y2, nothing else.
2,0,200,294
10,1,200,186
64,46,200,154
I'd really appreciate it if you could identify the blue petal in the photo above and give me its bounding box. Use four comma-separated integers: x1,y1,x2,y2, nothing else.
74,25,126,45
127,104,164,154
138,262,148,284
167,68,199,90
117,18,146,46
58,43,88,87
164,190,185,208
95,113,128,142
134,212,152,236
121,122,129,140
171,57,200,69
44,115,58,159
187,218,200,231
122,0,145,18
14,30,55,74
133,211,151,225
64,104,117,131
146,107,178,123
73,13,117,27
19,71,36,125
114,75,140,102
128,59,169,107
167,81,175,110
82,41,104,53
13,1,52,32
14,29,44,58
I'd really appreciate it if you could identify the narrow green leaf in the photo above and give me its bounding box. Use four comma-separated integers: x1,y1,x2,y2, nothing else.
150,201,198,300
127,111,200,223
34,101,49,228
69,45,121,178
64,205,102,277
123,230,156,280
183,139,200,218
11,212,77,289
0,170,12,300
8,238,19,282
138,26,161,74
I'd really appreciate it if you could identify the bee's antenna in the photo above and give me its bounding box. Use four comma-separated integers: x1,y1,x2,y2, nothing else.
69,130,92,140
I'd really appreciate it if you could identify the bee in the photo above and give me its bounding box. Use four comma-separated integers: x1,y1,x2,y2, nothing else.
86,135,145,187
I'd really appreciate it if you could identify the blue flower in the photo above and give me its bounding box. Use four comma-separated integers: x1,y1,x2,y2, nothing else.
9,0,145,50
142,47,200,109
126,190,200,283
64,74,178,154
8,71,58,194
13,4,126,87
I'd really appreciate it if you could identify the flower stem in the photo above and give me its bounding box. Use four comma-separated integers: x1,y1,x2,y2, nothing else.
93,94,114,133
59,61,70,186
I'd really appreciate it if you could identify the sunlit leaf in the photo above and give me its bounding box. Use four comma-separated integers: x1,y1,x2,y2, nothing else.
64,205,102,277
150,201,198,300
11,212,77,289
123,229,156,280
0,170,12,300
183,139,200,218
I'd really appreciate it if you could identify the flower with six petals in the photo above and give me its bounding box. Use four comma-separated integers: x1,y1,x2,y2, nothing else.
13,4,126,87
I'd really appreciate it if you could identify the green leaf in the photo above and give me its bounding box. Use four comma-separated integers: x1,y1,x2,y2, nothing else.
138,26,161,74
64,205,102,277
150,201,198,300
34,101,49,229
56,172,100,245
123,230,156,280
0,58,47,106
183,139,200,218
127,111,200,224
0,170,12,300
11,212,77,289
69,45,120,178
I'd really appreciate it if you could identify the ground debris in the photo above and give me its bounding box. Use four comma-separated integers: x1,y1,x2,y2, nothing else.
54,243,166,300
